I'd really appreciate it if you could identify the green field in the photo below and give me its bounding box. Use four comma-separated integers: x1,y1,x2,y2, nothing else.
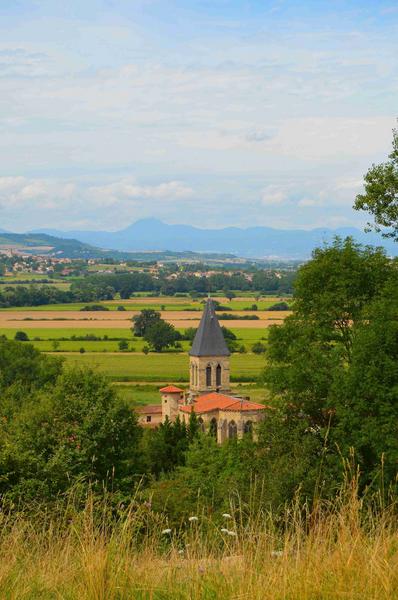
0,327,269,353
0,296,290,311
59,352,266,383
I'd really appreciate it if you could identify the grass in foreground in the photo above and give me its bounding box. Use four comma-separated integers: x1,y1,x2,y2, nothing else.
0,484,397,599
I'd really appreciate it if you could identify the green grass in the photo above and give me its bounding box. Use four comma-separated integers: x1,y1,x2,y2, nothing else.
114,383,162,406
0,295,291,312
60,352,266,382
0,328,269,354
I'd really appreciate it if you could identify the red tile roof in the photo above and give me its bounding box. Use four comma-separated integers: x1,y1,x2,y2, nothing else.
159,385,184,393
179,392,268,414
136,404,162,414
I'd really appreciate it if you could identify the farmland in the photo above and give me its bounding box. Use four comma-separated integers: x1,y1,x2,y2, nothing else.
0,293,288,406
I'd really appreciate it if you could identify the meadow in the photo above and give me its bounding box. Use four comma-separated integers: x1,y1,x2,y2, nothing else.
0,294,279,407
60,352,267,383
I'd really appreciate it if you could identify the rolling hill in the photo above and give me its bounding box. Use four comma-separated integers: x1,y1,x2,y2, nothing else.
34,218,398,259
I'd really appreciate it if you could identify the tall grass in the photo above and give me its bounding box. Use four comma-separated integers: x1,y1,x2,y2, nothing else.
1,479,398,599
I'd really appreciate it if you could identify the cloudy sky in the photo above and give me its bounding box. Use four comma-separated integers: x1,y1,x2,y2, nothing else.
0,0,397,232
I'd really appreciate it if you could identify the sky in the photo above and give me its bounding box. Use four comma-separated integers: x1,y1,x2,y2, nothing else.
0,0,397,232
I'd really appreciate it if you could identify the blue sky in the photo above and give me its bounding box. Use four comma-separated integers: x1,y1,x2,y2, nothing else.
0,0,397,231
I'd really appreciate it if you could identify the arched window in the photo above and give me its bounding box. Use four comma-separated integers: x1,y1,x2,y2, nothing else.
206,365,212,387
244,421,253,438
228,420,237,439
198,417,205,433
209,417,217,437
216,364,222,387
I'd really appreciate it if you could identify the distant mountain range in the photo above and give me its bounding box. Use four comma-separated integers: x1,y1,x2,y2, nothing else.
33,218,398,259
0,231,235,262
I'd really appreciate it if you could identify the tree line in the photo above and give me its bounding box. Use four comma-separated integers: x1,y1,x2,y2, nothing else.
0,269,295,308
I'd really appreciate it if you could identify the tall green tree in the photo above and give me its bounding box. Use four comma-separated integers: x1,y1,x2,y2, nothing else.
330,279,398,489
260,238,397,504
132,309,161,337
354,126,398,238
0,368,142,501
143,320,178,352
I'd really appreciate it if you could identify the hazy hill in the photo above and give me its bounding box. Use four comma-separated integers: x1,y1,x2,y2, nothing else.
34,218,398,259
0,231,235,262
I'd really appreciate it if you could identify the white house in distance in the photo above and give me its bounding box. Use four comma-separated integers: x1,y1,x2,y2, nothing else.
137,299,268,442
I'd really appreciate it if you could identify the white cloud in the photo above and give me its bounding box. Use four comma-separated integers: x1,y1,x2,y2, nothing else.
261,184,292,206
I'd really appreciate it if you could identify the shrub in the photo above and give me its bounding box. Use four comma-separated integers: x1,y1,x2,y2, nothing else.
80,304,109,311
252,342,266,354
14,331,29,341
268,301,290,311
117,305,126,311
79,347,85,354
118,340,129,351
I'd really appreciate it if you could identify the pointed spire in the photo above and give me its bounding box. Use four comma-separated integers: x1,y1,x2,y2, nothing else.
189,299,230,357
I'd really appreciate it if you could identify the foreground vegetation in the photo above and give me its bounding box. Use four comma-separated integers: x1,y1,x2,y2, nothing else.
1,482,397,599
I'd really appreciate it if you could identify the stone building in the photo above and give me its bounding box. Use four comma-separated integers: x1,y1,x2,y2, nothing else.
138,298,267,441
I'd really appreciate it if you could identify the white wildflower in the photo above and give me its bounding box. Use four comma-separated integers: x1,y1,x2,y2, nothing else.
271,550,283,557
178,549,184,555
222,513,232,519
161,528,172,535
188,516,199,522
220,528,229,534
227,530,237,537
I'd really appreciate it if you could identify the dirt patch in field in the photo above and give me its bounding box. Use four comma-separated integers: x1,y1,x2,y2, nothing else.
0,310,291,329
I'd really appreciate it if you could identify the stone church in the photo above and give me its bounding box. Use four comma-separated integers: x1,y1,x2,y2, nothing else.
138,299,267,442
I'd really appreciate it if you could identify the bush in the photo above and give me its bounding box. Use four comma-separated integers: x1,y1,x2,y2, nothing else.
80,304,110,311
117,305,126,311
142,345,150,355
79,347,85,354
252,342,266,354
268,301,290,311
14,331,29,341
118,340,129,351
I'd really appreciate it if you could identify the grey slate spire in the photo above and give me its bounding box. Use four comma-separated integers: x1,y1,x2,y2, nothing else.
189,299,230,357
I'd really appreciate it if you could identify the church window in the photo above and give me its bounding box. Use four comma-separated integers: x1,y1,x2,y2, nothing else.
198,417,205,433
146,415,152,423
228,420,237,438
206,365,212,387
216,364,222,387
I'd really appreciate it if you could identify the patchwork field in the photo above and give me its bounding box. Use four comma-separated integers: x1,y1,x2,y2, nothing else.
0,294,287,404
0,309,290,329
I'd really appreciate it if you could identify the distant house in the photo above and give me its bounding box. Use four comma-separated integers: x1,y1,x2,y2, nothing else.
136,404,162,428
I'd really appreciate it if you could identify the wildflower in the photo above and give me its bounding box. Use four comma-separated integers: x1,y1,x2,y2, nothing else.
271,550,283,557
161,528,172,535
188,516,199,522
222,513,232,519
227,530,237,537
220,528,229,534
178,549,184,555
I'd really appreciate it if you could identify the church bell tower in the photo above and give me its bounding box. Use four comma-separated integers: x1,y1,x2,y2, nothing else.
189,299,231,397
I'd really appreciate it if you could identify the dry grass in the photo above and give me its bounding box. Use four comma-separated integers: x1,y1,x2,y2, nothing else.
0,310,290,329
1,484,398,599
